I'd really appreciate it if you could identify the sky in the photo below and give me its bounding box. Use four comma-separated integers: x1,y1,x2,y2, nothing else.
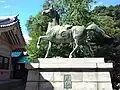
0,0,120,42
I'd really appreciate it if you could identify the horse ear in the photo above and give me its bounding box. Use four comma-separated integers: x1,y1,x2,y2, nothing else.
92,22,95,24
89,22,96,25
87,22,92,26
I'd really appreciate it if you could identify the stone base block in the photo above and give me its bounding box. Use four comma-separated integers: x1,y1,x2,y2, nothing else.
25,58,113,90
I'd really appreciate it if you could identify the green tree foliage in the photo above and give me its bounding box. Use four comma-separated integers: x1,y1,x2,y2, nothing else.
91,5,120,89
61,0,94,25
90,5,120,58
91,5,120,37
46,0,95,25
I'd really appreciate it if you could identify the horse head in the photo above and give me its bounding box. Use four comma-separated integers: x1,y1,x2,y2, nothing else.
42,6,60,25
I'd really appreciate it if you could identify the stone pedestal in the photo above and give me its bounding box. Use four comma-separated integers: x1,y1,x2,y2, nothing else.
25,58,113,90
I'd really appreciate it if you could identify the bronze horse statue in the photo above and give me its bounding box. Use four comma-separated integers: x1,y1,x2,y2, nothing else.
37,7,111,58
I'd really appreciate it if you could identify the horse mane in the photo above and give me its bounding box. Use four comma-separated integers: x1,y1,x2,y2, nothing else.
51,8,60,25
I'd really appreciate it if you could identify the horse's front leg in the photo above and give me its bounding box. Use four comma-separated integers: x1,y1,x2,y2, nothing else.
37,36,51,58
37,36,41,49
45,41,52,58
69,39,78,58
37,36,50,49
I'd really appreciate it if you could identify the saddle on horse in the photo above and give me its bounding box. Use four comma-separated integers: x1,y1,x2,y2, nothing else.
59,25,73,37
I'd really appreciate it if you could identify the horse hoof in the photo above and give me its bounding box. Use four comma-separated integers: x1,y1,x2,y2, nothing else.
69,55,72,58
37,45,40,49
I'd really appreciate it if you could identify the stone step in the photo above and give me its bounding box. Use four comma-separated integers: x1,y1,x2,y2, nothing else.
26,63,113,70
38,58,104,63
39,63,112,68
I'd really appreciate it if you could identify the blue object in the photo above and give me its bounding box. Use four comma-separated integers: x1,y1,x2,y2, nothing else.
11,52,22,57
18,56,30,63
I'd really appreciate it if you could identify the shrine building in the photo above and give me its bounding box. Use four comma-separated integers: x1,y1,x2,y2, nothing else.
0,15,26,80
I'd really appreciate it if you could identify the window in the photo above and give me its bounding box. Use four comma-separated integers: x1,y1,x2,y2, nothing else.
4,58,9,69
0,55,9,69
0,57,3,69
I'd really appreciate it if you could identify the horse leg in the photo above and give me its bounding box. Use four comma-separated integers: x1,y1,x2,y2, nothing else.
37,36,42,49
37,36,50,49
37,36,51,58
86,40,94,56
45,41,52,58
85,31,94,56
69,39,78,58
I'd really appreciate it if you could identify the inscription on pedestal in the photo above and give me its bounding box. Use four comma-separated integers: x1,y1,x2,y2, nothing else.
64,74,72,89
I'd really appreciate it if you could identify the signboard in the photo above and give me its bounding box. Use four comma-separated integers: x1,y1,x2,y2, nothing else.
64,74,72,89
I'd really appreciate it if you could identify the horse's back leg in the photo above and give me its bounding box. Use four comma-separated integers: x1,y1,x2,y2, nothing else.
69,39,79,58
45,41,52,58
86,40,94,56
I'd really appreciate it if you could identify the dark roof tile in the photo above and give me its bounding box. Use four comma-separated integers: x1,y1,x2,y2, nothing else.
0,15,18,27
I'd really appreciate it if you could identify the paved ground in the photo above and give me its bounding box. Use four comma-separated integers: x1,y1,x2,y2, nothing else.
0,79,26,90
